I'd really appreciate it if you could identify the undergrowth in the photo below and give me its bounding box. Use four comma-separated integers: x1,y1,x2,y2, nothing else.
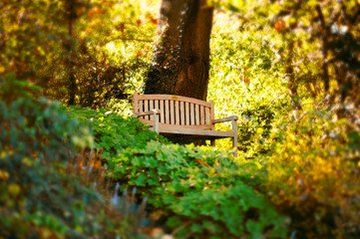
70,105,288,238
107,142,287,238
0,75,149,239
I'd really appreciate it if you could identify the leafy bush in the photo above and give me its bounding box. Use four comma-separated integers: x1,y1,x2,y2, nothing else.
0,74,148,239
0,0,158,107
68,107,164,159
265,107,360,238
207,7,360,238
237,105,275,156
208,9,289,156
107,142,287,238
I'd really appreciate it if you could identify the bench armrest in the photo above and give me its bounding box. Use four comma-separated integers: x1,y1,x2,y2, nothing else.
135,109,160,133
135,109,161,118
213,115,238,155
213,115,238,124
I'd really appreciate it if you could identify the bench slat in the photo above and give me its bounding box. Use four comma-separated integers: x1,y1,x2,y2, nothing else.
138,100,143,115
165,100,169,124
195,104,200,125
185,102,190,125
155,126,234,138
170,100,174,124
149,100,154,121
190,103,195,125
139,119,213,130
200,105,205,125
205,107,211,125
155,100,159,120
160,100,164,123
210,101,215,127
134,94,139,113
175,101,180,125
144,100,149,120
180,101,185,125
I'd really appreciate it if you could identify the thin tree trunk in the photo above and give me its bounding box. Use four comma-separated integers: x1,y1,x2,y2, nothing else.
315,5,330,92
67,21,76,105
286,40,302,111
65,0,77,105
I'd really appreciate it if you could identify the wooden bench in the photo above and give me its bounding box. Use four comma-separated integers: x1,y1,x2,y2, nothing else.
133,93,238,155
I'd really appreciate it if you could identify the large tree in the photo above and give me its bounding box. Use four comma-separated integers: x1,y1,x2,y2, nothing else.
144,0,214,100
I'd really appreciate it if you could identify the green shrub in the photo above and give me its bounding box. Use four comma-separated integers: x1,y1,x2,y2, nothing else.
68,107,164,159
0,74,147,239
237,105,275,156
107,142,287,238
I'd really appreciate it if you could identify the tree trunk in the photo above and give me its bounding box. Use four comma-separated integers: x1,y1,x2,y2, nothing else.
144,0,214,101
64,0,77,105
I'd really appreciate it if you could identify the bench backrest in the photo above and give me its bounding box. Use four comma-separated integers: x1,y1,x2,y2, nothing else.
133,94,214,130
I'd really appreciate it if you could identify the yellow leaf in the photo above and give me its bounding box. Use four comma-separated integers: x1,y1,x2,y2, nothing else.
22,157,33,167
0,170,10,181
8,183,21,196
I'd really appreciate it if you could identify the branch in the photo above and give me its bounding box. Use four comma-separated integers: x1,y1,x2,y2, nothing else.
316,4,330,91
110,36,153,43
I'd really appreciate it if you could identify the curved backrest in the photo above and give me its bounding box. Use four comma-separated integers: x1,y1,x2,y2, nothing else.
133,94,214,130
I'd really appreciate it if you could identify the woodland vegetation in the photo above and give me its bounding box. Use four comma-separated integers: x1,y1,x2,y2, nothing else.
0,0,359,238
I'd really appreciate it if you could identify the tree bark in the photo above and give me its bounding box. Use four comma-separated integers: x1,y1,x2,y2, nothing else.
64,0,77,105
144,0,214,101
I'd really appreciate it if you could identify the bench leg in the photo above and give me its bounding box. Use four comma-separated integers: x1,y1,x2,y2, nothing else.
153,113,159,133
233,136,238,157
210,139,215,146
232,120,238,157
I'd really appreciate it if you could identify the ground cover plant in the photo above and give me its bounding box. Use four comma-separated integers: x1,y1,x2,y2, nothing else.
107,142,287,239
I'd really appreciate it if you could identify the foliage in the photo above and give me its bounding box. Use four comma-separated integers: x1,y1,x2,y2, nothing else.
0,0,158,107
269,0,359,106
0,74,148,239
208,6,289,159
208,1,360,237
265,106,360,238
68,107,164,160
107,142,287,239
